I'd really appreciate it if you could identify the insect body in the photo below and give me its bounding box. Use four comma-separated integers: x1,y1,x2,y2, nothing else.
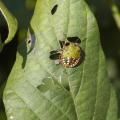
50,37,81,68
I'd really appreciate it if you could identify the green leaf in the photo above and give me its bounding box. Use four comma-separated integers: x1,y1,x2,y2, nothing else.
106,86,118,120
0,1,18,51
0,111,7,120
3,0,118,120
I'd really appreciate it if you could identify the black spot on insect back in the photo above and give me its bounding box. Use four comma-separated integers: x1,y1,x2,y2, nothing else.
51,4,58,15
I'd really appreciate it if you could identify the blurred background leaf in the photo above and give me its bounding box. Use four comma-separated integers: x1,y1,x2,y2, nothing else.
0,1,18,120
0,1,18,46
107,0,120,29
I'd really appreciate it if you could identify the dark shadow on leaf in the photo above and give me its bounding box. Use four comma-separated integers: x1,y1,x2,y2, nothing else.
37,77,70,93
37,78,54,93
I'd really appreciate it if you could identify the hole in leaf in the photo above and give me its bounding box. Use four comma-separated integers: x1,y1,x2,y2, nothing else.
51,4,58,15
27,39,31,44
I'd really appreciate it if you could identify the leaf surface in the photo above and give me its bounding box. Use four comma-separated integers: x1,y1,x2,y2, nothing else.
3,0,118,120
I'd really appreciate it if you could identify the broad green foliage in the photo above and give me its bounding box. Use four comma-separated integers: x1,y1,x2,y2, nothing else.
0,111,6,120
3,0,118,120
0,1,18,52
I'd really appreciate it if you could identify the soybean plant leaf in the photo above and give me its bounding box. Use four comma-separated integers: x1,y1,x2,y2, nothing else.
0,1,18,49
0,111,6,120
106,86,118,120
3,0,118,120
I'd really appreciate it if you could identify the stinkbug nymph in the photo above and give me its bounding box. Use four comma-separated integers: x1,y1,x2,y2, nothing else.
50,37,81,68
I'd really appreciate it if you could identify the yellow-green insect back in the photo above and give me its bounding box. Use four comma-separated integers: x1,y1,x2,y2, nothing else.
50,37,81,68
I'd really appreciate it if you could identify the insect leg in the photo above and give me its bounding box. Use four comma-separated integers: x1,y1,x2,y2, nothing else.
50,50,59,54
49,51,60,60
59,40,65,48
